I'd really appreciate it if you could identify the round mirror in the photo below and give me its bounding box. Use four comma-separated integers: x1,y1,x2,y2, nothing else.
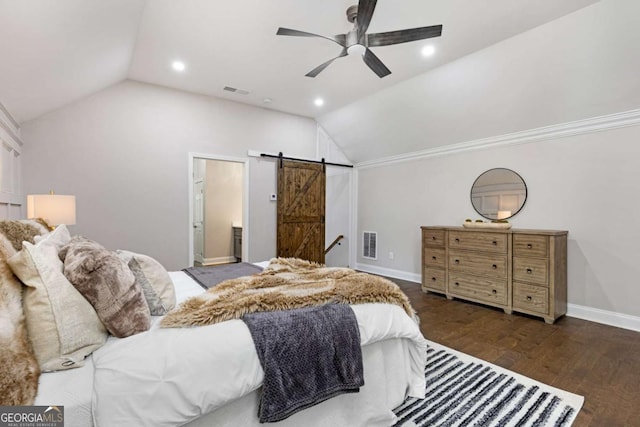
470,168,527,220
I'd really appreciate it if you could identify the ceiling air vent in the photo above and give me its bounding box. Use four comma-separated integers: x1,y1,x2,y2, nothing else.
223,86,250,95
363,231,377,260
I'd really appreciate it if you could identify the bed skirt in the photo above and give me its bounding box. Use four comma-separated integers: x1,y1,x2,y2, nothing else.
185,337,415,427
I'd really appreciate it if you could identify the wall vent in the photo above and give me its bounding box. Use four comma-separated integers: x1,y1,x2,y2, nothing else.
363,231,377,260
223,86,250,95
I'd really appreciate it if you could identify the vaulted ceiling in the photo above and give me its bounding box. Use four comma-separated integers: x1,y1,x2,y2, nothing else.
0,0,600,127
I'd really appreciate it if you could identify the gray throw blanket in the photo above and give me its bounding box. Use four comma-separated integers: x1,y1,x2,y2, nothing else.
242,304,364,423
182,262,263,289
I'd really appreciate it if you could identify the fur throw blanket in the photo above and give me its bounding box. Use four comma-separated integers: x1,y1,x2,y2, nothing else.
0,219,49,405
161,258,417,328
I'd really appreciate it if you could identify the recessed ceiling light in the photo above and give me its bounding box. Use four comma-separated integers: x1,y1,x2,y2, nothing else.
421,45,436,57
314,98,324,107
172,61,186,72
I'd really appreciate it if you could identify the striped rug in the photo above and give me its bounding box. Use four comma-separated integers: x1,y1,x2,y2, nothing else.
393,341,584,427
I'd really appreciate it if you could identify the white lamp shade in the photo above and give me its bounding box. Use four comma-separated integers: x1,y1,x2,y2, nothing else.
27,194,76,226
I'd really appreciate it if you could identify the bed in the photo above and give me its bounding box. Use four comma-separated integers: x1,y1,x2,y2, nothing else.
0,221,427,427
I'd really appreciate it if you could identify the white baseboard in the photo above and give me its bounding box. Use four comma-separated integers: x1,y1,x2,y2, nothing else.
356,263,640,333
354,263,421,283
203,256,237,266
567,304,640,333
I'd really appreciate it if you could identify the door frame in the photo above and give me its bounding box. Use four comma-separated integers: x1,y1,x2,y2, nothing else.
187,152,250,267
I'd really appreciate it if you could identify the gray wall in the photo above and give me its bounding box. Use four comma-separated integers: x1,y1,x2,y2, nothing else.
21,80,318,270
332,0,640,322
355,127,640,318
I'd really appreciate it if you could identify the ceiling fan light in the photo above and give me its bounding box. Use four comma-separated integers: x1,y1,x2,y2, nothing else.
347,44,367,57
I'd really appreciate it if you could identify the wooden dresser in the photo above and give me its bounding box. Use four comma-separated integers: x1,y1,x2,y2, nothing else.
421,226,567,324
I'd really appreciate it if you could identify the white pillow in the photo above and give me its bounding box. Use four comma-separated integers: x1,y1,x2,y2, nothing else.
117,250,176,314
7,225,107,371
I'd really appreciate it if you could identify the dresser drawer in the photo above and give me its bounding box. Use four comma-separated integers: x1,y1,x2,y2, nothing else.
425,248,446,268
449,231,508,254
513,282,549,314
513,234,548,258
449,251,507,278
513,257,548,286
449,274,507,305
423,229,445,246
423,267,446,292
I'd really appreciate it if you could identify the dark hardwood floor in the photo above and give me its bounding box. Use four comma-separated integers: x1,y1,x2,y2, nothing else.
392,278,640,427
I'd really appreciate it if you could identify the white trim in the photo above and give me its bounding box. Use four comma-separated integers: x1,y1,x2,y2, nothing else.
567,303,640,333
0,101,20,130
0,102,22,147
349,168,359,268
356,108,640,169
187,152,250,267
355,263,421,283
202,256,237,266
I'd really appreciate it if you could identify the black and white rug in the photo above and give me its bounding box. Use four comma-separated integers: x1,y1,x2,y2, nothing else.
393,341,584,427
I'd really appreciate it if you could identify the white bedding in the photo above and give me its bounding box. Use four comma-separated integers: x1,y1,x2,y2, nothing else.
36,270,427,427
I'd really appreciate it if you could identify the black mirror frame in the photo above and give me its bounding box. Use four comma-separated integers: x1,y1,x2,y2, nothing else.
470,168,528,220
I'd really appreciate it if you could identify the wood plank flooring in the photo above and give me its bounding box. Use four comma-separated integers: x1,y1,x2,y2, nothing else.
392,278,640,427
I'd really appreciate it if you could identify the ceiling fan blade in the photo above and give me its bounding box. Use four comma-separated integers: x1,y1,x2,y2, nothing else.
305,49,348,78
367,25,443,47
356,0,378,38
277,27,346,47
362,48,391,78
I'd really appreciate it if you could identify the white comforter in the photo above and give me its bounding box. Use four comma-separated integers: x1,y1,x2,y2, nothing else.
90,272,427,427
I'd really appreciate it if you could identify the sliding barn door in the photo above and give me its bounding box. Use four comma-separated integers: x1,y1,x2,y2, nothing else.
277,160,326,264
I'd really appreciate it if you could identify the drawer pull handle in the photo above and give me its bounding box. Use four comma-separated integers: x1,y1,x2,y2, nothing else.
454,259,460,264
492,240,498,245
432,256,437,260
527,244,533,249
431,277,437,282
526,296,532,301
492,264,497,269
492,289,497,294
454,282,460,286
455,238,460,243
432,236,436,240
526,268,533,274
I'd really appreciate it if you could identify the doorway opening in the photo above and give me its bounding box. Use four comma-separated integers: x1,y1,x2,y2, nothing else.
189,154,249,267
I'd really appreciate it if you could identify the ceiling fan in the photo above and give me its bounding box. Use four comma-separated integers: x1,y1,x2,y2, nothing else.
276,0,443,78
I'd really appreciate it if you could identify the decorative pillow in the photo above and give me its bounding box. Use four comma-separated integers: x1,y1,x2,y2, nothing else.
60,237,151,338
0,219,48,404
117,250,176,314
7,225,108,372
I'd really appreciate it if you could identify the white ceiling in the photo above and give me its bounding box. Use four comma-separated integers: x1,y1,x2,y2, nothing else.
0,0,599,125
